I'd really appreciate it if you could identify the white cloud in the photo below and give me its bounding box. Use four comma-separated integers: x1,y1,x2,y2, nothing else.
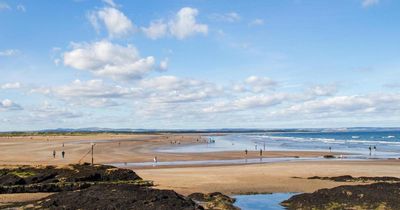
30,102,82,119
159,58,168,71
141,19,168,40
209,12,241,22
249,18,264,26
142,7,208,40
16,4,26,12
87,12,101,33
139,76,222,103
203,94,285,113
0,2,10,11
63,40,156,80
169,7,208,39
273,93,400,119
102,0,117,7
1,82,21,89
31,80,137,108
231,76,277,93
0,99,22,111
307,84,337,97
52,79,135,99
0,49,19,56
89,7,135,38
362,0,380,8
234,94,285,109
244,76,277,92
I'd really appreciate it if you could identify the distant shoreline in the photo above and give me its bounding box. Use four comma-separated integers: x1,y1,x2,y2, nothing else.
1,126,400,135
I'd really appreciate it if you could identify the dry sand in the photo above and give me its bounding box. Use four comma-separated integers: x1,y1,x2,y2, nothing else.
136,159,400,195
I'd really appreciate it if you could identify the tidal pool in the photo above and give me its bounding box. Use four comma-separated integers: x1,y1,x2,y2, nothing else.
108,157,316,167
233,193,298,210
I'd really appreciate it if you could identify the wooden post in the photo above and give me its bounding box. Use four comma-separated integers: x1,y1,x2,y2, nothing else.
91,143,94,166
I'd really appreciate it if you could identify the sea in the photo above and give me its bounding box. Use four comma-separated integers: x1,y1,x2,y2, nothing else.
160,130,400,159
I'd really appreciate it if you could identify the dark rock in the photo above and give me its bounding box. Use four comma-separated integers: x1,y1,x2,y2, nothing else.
63,164,141,182
308,175,400,182
323,155,335,159
1,164,205,210
188,192,238,210
25,172,58,184
0,164,143,194
188,192,207,202
30,184,203,210
0,164,142,191
0,174,26,186
281,182,400,210
0,182,92,194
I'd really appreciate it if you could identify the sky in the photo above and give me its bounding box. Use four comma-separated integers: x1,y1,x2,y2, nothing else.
0,0,399,131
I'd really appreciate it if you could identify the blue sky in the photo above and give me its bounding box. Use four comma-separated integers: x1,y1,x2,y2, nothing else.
0,0,400,131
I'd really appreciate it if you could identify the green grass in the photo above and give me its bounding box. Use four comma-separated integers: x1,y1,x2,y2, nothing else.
10,171,36,178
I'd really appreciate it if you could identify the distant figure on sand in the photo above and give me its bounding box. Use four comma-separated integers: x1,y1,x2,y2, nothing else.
259,149,263,156
369,146,372,156
329,147,332,152
255,144,257,150
61,151,65,159
374,146,377,151
245,149,248,155
53,150,56,158
153,156,158,163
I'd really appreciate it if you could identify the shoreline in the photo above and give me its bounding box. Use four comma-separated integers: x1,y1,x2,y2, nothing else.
0,133,347,166
1,133,399,197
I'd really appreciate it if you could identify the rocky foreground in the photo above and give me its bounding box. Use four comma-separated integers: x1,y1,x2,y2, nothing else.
0,163,236,210
282,178,400,210
2,164,400,209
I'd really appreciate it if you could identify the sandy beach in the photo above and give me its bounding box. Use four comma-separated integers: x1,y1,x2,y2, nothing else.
0,133,336,165
1,133,399,205
136,159,400,195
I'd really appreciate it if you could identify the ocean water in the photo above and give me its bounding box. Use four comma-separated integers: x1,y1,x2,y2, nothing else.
109,157,322,167
158,130,400,158
233,193,297,210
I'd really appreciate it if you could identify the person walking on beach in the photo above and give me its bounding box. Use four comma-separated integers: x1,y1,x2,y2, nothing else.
245,149,248,155
153,156,158,163
255,144,257,150
369,146,372,156
61,150,65,159
259,149,263,156
329,147,332,153
53,150,56,158
374,146,377,151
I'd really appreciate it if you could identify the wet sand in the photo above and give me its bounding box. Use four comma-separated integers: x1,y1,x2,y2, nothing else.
0,134,335,166
0,193,53,207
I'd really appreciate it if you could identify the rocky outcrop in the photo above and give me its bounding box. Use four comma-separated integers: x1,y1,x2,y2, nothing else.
0,163,143,193
307,175,400,182
281,182,400,210
0,173,26,186
0,164,212,210
28,184,203,210
188,192,238,210
0,164,239,210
